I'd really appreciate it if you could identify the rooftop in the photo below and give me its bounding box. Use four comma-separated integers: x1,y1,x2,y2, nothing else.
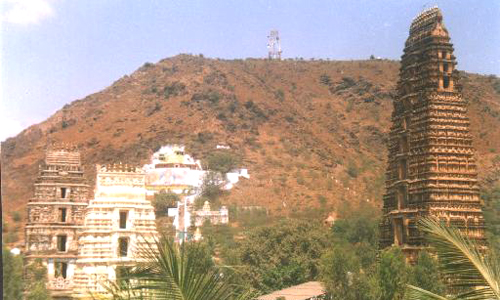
256,281,326,300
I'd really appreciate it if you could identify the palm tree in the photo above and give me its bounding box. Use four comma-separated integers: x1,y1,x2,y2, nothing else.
95,236,254,300
406,217,500,300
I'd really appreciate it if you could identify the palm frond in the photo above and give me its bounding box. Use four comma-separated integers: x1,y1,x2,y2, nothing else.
418,217,500,299
96,234,254,300
406,284,451,300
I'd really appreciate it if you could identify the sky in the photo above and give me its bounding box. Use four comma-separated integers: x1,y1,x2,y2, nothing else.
1,0,499,142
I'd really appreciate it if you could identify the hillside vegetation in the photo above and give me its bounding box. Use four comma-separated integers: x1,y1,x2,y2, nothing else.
2,55,500,234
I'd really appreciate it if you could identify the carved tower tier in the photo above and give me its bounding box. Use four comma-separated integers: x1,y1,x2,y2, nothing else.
379,7,485,261
25,146,90,298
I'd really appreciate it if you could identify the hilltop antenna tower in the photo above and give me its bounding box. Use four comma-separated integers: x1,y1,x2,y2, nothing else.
267,30,282,60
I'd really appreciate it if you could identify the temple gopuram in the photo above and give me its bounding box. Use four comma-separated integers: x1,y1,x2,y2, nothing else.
379,7,485,261
72,163,157,298
25,146,90,299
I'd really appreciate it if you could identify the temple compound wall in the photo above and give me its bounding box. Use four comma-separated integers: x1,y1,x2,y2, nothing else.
72,164,157,298
379,7,485,261
25,147,90,299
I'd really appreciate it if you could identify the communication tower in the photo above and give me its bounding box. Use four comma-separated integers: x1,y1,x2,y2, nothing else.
267,30,282,60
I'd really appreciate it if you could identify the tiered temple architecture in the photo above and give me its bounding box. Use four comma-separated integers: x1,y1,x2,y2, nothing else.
379,7,485,261
72,163,157,298
25,146,90,299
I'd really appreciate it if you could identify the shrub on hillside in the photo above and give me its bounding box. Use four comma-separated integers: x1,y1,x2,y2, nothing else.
205,151,240,174
163,81,186,99
320,74,332,86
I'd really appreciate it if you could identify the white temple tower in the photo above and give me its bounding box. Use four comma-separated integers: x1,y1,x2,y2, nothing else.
72,163,158,298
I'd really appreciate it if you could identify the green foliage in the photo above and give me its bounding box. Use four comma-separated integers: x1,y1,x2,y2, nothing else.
2,219,8,232
12,211,22,222
142,62,154,69
243,100,267,120
320,245,361,300
26,282,52,300
3,246,23,300
152,190,180,217
334,77,357,92
201,222,238,253
320,74,332,86
406,218,500,300
163,81,186,99
191,89,221,104
206,151,240,174
317,195,327,207
99,236,255,300
330,208,378,268
320,204,381,300
483,184,500,237
235,219,330,293
408,251,445,296
5,230,19,243
200,171,224,201
195,131,214,144
378,247,409,300
492,77,500,94
25,258,52,300
274,89,285,102
229,207,270,229
346,160,359,178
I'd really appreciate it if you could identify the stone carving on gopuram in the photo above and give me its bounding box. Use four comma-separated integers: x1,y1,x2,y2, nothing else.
72,163,158,298
25,145,90,299
379,7,485,261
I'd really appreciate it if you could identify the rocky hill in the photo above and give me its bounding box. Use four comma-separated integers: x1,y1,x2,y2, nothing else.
3,55,500,228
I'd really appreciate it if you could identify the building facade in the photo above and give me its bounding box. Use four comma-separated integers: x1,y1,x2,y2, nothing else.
72,164,157,298
25,146,90,299
193,201,229,227
379,7,485,260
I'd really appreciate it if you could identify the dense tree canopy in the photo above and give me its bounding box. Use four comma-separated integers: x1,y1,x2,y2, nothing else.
235,219,330,293
3,246,23,300
152,190,180,217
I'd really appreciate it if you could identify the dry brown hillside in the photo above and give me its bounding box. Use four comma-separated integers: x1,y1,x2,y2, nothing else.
2,55,500,228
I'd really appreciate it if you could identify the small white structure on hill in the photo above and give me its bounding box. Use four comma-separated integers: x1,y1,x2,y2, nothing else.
193,201,229,227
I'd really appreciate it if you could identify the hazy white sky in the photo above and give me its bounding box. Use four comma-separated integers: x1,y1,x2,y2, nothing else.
1,0,499,142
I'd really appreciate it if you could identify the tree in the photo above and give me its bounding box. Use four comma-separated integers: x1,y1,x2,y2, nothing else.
320,245,360,300
406,218,500,300
152,190,179,217
26,283,52,300
3,246,23,300
330,207,379,268
205,151,240,174
408,251,445,296
235,220,330,293
378,246,409,300
195,172,225,209
25,258,52,300
320,204,381,300
99,236,254,300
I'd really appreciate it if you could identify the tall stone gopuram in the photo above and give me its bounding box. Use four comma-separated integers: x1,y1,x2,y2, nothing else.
379,7,485,261
25,146,90,299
